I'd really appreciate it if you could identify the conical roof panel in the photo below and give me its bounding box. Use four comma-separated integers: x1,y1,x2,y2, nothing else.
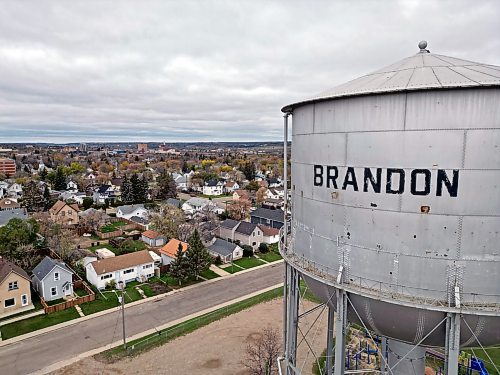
282,44,500,112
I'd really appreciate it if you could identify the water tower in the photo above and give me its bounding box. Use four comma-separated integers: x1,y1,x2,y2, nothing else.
280,42,500,374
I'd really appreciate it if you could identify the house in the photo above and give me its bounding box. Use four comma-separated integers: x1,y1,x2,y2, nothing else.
0,208,28,227
32,257,75,302
7,183,23,198
165,197,184,208
49,200,80,226
233,189,250,201
0,258,34,318
258,224,280,244
159,238,188,265
59,191,87,205
250,208,284,229
182,197,212,215
93,185,117,205
66,180,78,193
116,204,149,220
202,180,224,196
85,250,155,289
262,198,283,209
141,230,166,247
172,173,189,191
207,238,243,263
219,219,263,251
0,198,20,211
267,177,282,188
223,181,239,194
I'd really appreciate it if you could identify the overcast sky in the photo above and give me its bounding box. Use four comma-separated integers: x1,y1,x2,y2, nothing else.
0,1,498,143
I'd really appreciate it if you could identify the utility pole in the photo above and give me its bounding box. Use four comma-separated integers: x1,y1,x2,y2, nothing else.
118,281,126,349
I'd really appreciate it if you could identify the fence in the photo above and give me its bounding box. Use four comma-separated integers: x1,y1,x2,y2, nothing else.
41,280,96,314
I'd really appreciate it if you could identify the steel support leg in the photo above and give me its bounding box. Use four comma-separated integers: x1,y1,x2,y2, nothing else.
285,265,300,374
326,306,335,374
445,313,461,375
334,289,346,375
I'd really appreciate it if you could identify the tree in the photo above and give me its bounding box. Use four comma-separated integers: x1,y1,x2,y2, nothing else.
0,218,39,265
256,187,267,206
169,243,189,285
21,181,45,212
157,171,177,200
53,166,66,191
150,204,184,240
45,225,77,262
259,243,269,253
227,198,251,220
181,161,189,173
242,161,256,181
82,197,94,210
121,175,133,203
43,185,52,209
246,181,260,191
185,230,212,280
241,327,281,375
39,168,48,181
79,209,109,233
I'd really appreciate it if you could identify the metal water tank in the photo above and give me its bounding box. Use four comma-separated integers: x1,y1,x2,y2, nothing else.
281,41,500,354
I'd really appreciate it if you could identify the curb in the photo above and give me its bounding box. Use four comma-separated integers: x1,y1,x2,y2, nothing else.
30,282,284,375
0,259,284,347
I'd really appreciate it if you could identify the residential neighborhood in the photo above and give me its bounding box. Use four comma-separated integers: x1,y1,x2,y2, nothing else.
0,142,285,350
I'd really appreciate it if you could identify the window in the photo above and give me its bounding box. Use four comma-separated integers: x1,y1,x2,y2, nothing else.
68,210,73,215
143,264,152,269
4,298,15,308
8,281,18,290
21,294,28,306
123,268,134,274
252,242,256,246
51,286,57,296
54,272,60,281
101,274,113,280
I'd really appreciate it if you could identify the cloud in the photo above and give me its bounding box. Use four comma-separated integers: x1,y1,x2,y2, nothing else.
0,0,498,143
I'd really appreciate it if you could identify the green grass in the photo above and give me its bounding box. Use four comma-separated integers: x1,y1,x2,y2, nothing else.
0,308,80,340
140,284,154,298
312,349,329,375
269,243,279,252
464,347,500,374
258,251,282,262
88,243,116,253
45,298,65,306
199,268,220,280
222,263,244,274
74,288,89,297
80,292,120,315
96,286,284,362
232,256,265,269
160,274,202,288
124,287,143,303
100,221,127,233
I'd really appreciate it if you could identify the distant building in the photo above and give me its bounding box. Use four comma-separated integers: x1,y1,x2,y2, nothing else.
138,143,148,153
0,158,16,177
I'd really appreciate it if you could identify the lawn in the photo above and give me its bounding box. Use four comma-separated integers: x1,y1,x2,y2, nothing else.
258,251,282,262
140,284,155,298
0,308,80,340
45,298,65,306
200,268,220,280
88,243,116,253
160,274,202,288
100,221,128,233
464,347,500,374
232,256,265,269
222,264,244,274
79,292,120,315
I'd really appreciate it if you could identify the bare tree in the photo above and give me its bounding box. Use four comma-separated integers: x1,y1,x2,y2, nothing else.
241,327,281,375
228,198,251,220
150,204,185,239
79,209,109,233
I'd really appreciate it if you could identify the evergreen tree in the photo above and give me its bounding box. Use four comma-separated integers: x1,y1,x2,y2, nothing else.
186,230,212,280
53,166,66,191
242,161,256,181
181,161,189,173
39,168,48,181
140,176,149,202
21,181,44,212
157,171,177,200
121,175,133,203
169,243,189,285
130,173,140,202
43,185,51,209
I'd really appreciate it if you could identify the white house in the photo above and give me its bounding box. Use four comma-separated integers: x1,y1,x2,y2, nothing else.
207,238,243,263
181,197,212,215
141,230,166,247
202,180,224,196
172,173,189,191
116,204,149,220
85,250,154,289
223,181,240,194
258,224,280,244
7,183,23,198
59,191,86,205
66,181,78,193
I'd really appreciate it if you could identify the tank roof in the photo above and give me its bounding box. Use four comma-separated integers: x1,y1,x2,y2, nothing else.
282,41,500,112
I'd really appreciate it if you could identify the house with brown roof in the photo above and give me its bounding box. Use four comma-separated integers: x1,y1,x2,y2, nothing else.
49,200,80,226
0,257,34,318
159,238,188,265
85,250,154,289
258,224,280,244
0,198,20,211
141,230,166,247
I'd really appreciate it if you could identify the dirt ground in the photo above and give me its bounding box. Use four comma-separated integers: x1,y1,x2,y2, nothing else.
51,298,328,375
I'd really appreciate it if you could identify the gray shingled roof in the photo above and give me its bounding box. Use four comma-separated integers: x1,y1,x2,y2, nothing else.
32,256,73,281
0,258,30,284
220,219,239,230
117,204,145,215
235,221,258,235
208,238,238,257
166,198,184,208
0,208,28,226
251,208,284,223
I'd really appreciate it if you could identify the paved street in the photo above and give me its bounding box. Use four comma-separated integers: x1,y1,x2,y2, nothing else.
0,265,283,375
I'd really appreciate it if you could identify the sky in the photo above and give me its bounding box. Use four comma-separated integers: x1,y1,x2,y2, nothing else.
0,0,499,143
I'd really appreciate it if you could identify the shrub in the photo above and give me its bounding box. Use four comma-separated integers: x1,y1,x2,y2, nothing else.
259,243,269,253
214,255,222,265
106,279,117,290
242,245,254,258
